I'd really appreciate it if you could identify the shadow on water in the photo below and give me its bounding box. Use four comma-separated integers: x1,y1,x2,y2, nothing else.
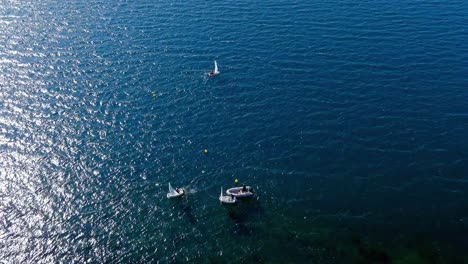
224,197,266,237
349,234,391,264
181,204,197,225
226,198,264,222
170,197,198,225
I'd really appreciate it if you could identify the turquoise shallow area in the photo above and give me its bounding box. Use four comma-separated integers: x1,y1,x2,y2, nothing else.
1,0,467,262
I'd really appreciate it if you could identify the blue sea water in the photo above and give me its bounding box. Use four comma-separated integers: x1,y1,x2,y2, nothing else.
1,0,468,262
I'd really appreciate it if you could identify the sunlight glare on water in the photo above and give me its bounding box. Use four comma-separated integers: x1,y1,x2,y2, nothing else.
1,0,468,262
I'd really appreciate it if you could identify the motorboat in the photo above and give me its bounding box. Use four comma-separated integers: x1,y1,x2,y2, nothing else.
226,186,253,198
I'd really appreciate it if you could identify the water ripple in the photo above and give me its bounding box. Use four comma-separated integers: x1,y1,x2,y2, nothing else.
1,0,468,262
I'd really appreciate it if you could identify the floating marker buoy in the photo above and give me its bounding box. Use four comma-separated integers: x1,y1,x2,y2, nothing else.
152,93,157,98
204,149,208,154
235,179,238,183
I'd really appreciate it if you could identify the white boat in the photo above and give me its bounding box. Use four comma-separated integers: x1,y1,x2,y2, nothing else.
219,187,236,204
167,182,184,199
226,186,253,198
208,60,220,77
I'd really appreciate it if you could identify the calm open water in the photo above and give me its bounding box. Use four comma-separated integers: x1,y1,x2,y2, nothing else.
1,0,467,263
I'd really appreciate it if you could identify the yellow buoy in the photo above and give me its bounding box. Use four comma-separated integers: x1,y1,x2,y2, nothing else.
152,93,157,98
204,149,208,154
235,179,238,183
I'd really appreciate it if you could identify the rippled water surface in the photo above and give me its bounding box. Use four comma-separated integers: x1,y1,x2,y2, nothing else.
1,0,467,263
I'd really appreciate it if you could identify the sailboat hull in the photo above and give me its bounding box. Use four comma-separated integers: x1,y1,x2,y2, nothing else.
167,189,185,199
219,196,236,204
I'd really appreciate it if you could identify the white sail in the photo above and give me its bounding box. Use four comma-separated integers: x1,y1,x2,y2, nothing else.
168,183,175,194
214,61,219,73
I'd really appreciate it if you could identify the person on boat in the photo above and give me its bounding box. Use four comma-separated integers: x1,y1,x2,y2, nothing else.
242,185,247,193
175,188,180,193
231,194,235,200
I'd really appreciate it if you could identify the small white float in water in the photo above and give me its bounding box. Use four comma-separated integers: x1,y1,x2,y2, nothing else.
219,187,236,204
226,185,254,198
208,60,220,77
167,182,184,199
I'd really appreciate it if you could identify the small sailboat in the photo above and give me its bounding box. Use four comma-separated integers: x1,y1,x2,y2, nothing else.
167,182,184,199
226,185,254,198
208,60,220,77
219,187,236,204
